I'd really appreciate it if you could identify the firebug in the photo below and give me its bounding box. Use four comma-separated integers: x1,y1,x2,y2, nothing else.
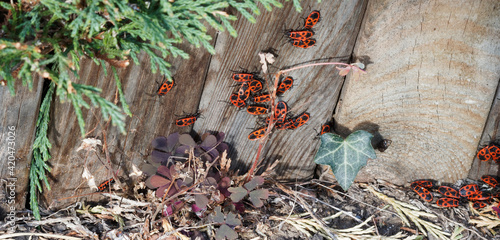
286,29,314,40
472,201,487,209
247,105,268,115
157,77,175,96
481,175,499,188
250,93,271,103
291,112,310,129
291,39,316,48
467,191,491,201
98,178,115,192
477,146,492,161
238,82,251,101
248,79,263,93
410,180,434,189
459,184,479,197
248,127,266,140
232,73,255,82
277,76,293,95
438,186,460,199
229,93,246,108
489,144,500,162
412,184,433,202
320,124,331,135
175,113,200,127
304,10,321,29
436,198,459,208
274,101,288,124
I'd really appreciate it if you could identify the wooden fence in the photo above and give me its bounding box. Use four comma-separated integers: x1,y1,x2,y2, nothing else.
1,0,499,211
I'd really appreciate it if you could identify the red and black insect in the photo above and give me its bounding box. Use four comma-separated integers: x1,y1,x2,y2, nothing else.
277,76,293,95
229,93,247,108
410,180,434,189
274,101,288,124
304,10,321,29
175,113,200,127
481,175,499,188
157,77,175,96
320,123,331,135
467,191,491,201
436,198,459,208
248,127,266,140
291,39,316,48
238,82,251,101
489,144,500,162
472,201,487,210
247,105,268,115
376,139,392,152
232,73,255,82
98,178,115,192
438,186,460,199
291,112,310,129
286,29,314,40
477,145,492,161
248,79,263,93
250,93,271,103
412,184,433,202
459,184,479,197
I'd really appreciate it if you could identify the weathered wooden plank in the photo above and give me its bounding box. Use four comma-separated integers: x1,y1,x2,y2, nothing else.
43,40,215,208
193,1,367,179
0,75,43,211
333,0,500,185
468,84,500,180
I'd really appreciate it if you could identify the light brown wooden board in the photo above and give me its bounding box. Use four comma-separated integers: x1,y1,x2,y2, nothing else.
193,1,367,179
43,39,215,208
468,84,500,179
333,0,500,185
0,76,43,210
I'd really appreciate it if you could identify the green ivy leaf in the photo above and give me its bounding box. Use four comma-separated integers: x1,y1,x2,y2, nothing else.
314,131,376,191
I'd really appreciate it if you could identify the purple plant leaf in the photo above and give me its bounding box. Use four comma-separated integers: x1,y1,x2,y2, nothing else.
248,189,269,208
195,194,209,209
201,134,217,148
218,177,231,197
225,212,241,227
192,204,207,218
155,180,181,199
148,175,171,189
179,134,196,146
175,145,190,156
216,143,228,156
141,163,158,177
216,132,225,144
150,150,171,164
228,186,247,202
164,201,184,216
204,177,218,187
244,176,264,191
156,165,173,179
166,132,180,152
211,206,225,224
216,225,238,240
233,202,245,214
151,136,168,151
201,146,219,162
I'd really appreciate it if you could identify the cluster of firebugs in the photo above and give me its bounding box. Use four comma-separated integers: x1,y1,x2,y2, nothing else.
166,10,326,136
410,176,500,217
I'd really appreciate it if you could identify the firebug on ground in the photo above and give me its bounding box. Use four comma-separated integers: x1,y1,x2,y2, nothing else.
436,198,459,208
304,10,321,29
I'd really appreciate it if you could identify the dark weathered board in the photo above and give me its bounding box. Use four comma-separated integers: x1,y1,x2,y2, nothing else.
333,0,500,185
0,75,43,210
468,86,500,180
43,40,215,208
193,1,367,179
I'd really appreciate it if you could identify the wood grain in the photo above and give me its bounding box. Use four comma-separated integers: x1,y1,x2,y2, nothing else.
193,1,367,179
43,39,215,208
0,75,43,211
333,0,500,185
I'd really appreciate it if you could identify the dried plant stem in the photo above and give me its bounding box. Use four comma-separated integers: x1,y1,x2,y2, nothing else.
0,233,80,240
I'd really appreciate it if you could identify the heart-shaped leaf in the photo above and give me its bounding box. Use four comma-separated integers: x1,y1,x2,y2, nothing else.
216,224,238,240
228,186,247,202
248,189,269,208
314,130,376,191
244,176,264,191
